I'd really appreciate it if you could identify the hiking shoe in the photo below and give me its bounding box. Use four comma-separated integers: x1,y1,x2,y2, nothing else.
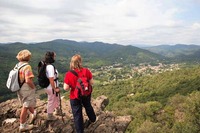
84,119,92,128
19,124,34,132
47,114,57,121
29,110,37,124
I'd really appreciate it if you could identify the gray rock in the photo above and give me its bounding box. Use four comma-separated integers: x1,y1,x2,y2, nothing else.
0,95,132,133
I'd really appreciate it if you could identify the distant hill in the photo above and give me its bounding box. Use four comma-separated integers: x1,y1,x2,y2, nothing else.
0,39,163,102
0,39,164,68
130,44,153,48
145,44,200,58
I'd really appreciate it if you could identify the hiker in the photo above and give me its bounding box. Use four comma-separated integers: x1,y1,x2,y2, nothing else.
16,49,37,132
44,51,61,120
63,54,96,133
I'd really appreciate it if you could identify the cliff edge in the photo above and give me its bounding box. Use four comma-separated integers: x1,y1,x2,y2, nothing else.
0,95,132,133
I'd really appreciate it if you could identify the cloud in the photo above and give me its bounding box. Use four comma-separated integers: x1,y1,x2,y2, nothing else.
0,0,200,45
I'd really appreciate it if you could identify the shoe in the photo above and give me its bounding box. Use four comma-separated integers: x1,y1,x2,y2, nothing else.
19,124,34,132
29,110,37,124
47,113,57,121
84,119,92,128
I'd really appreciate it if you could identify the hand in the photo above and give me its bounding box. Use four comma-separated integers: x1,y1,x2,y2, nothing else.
55,87,60,92
63,87,70,91
63,83,70,91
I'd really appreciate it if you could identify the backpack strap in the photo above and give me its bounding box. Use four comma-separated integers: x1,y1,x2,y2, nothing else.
48,64,59,89
37,61,45,74
51,64,59,82
50,64,57,74
17,63,28,68
17,63,28,88
42,62,58,81
70,70,78,77
37,61,45,67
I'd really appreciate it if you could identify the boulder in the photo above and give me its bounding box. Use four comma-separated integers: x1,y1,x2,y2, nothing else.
0,95,132,133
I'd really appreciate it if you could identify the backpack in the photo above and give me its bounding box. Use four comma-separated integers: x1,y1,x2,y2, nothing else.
37,61,50,88
37,61,58,88
6,63,28,92
70,69,93,99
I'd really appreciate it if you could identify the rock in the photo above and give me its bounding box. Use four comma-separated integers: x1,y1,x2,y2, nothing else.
0,95,132,133
3,118,17,124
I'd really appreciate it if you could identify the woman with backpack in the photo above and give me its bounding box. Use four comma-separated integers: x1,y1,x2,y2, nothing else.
44,51,61,120
63,54,96,133
16,49,37,132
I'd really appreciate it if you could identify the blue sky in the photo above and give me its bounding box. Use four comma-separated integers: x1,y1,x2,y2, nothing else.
175,2,200,23
0,0,200,46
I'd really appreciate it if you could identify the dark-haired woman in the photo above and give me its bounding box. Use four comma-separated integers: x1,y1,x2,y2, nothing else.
44,51,60,120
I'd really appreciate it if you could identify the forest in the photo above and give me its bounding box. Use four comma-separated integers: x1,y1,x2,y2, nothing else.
92,66,200,133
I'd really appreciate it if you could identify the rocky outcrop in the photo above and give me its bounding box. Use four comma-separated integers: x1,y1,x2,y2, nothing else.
0,95,132,133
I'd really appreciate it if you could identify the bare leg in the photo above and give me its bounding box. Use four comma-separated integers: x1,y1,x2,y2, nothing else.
28,107,34,114
19,107,34,131
20,107,28,124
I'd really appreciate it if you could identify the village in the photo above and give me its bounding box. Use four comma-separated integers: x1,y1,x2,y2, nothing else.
92,63,180,83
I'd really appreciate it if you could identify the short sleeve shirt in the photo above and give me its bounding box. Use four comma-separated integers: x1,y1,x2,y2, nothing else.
19,63,34,84
46,64,59,88
64,68,92,99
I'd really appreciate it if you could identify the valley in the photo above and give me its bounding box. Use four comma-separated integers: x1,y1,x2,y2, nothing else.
92,63,180,84
0,40,200,132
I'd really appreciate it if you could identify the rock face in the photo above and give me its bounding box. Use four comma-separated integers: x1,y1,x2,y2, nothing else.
0,95,132,133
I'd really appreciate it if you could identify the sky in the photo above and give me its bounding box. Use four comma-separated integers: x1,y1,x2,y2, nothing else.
0,0,200,46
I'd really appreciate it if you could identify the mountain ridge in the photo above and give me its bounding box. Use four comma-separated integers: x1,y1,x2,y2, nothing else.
0,39,163,102
145,44,200,58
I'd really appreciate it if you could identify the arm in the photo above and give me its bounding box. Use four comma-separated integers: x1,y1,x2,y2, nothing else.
24,65,35,89
63,72,71,91
63,83,70,91
49,77,60,92
89,78,94,85
47,65,60,92
87,68,94,85
26,77,36,89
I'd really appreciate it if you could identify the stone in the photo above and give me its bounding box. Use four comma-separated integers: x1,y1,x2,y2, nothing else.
0,95,132,133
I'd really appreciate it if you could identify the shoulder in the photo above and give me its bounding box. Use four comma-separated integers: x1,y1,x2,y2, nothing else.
64,71,77,80
46,65,55,74
23,64,32,70
66,70,75,76
83,68,92,74
46,64,54,70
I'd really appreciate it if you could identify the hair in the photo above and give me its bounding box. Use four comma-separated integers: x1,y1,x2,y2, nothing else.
70,54,83,70
16,49,31,62
44,51,55,64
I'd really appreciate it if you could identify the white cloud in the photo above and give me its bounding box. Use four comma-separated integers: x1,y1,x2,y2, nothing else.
192,23,200,29
0,0,200,45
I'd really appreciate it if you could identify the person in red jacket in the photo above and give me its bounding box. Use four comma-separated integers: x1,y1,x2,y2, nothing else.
63,54,96,133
